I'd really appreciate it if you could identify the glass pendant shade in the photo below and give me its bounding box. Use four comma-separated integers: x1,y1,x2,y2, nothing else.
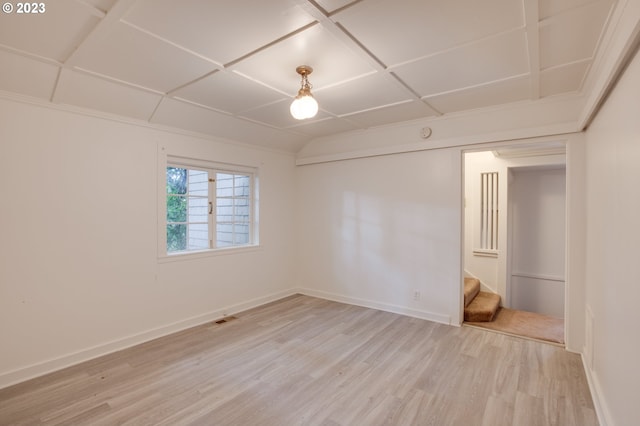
290,88,318,120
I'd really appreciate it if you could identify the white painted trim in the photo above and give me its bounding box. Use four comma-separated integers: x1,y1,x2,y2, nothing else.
296,287,453,326
157,148,262,259
157,244,263,263
296,93,585,166
578,0,640,128
582,353,614,426
295,124,578,166
0,289,297,390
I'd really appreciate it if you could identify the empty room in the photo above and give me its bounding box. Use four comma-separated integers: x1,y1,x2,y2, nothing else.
1,0,639,425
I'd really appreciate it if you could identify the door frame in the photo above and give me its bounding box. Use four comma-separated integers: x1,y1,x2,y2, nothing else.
460,137,571,346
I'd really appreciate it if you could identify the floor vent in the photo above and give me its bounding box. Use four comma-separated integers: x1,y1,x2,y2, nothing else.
215,316,237,324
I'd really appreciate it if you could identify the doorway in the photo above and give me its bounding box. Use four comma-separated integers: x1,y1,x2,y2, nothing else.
508,165,566,318
462,144,567,344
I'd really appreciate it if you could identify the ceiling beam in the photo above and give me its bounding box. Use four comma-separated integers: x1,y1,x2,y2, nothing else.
523,0,541,100
291,0,427,109
63,0,139,68
51,0,140,103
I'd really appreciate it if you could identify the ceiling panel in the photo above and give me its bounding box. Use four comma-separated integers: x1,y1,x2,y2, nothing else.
0,2,100,62
173,71,286,114
392,30,530,97
240,99,333,129
152,98,307,151
152,97,257,137
344,100,438,128
540,61,590,97
315,0,359,13
0,50,58,100
314,73,413,116
539,0,613,20
55,69,162,120
79,0,117,13
290,117,360,137
124,0,315,65
424,76,531,114
539,0,614,69
334,0,524,66
72,22,217,93
231,24,377,94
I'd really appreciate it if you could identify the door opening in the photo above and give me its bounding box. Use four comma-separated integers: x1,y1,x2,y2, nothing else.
462,144,567,345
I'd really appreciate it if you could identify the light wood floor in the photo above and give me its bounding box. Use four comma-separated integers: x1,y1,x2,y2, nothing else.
0,295,598,425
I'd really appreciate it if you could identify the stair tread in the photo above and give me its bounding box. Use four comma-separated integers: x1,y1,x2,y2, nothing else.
464,291,501,322
464,277,481,308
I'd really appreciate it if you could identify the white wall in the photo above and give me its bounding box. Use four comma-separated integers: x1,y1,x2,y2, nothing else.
296,149,462,325
565,133,587,354
583,47,640,425
464,151,505,294
0,98,297,388
510,167,566,318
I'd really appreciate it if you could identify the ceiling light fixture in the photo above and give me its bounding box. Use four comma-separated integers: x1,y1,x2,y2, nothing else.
290,65,318,120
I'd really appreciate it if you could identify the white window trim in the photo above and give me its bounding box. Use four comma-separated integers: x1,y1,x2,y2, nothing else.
157,150,260,261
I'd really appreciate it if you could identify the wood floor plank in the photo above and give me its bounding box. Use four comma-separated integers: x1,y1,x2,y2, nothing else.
0,295,597,425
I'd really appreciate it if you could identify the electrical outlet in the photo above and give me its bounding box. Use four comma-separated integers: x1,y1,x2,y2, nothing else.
413,290,421,301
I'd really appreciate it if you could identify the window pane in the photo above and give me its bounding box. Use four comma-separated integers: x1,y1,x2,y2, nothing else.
234,198,250,221
216,223,233,248
216,197,233,215
167,195,187,222
216,173,234,197
234,175,250,196
233,224,250,244
188,169,209,197
167,224,187,252
166,167,187,194
188,197,208,222
188,223,209,250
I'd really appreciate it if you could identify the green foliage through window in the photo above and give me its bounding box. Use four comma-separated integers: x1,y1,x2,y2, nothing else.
166,167,189,252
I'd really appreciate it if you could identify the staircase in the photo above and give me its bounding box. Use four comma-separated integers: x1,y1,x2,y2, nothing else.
464,277,501,322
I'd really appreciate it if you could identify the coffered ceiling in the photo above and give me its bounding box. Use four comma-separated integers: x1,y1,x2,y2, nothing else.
0,0,619,152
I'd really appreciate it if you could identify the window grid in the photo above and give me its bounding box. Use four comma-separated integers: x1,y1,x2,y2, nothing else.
166,165,253,254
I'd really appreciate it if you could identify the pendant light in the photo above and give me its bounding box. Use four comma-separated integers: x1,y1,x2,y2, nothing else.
290,65,318,120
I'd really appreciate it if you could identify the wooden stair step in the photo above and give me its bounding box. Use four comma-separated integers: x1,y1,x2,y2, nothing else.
464,291,501,322
464,277,481,308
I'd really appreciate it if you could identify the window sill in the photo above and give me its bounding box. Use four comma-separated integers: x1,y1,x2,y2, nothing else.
472,249,499,258
158,244,261,263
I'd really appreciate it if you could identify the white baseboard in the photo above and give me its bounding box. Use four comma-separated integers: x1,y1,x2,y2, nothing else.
0,289,297,390
296,287,452,326
581,352,614,426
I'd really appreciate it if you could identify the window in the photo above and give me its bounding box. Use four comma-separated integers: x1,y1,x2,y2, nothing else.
165,159,255,255
480,171,498,250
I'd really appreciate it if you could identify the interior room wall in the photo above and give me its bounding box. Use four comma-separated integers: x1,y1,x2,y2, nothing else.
565,132,587,354
0,98,297,388
583,47,640,425
295,148,463,325
509,167,566,318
